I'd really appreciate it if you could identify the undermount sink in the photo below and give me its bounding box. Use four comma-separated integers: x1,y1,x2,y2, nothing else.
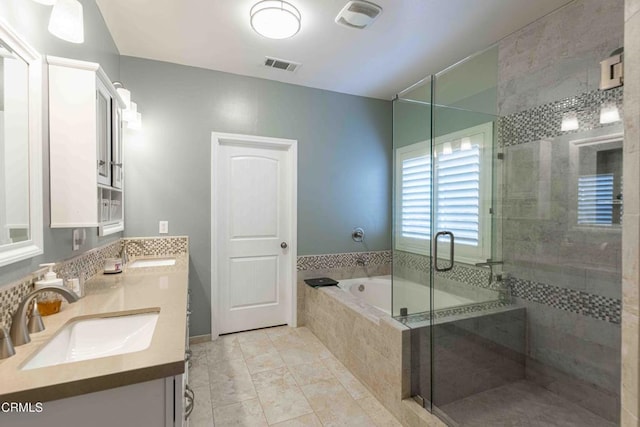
22,310,160,370
128,258,176,268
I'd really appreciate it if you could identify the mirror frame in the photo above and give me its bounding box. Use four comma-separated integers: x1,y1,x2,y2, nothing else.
0,18,43,267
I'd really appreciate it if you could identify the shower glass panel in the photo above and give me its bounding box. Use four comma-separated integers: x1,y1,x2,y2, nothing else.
392,76,434,412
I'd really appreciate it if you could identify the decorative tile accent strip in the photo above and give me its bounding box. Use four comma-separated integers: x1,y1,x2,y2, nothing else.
498,87,623,147
394,250,501,291
123,236,189,257
0,271,46,331
297,250,391,271
396,301,510,327
55,240,123,283
509,277,621,324
0,236,190,331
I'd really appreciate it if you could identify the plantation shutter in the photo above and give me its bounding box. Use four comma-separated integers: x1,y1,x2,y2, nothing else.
435,146,480,246
577,173,614,225
401,155,431,240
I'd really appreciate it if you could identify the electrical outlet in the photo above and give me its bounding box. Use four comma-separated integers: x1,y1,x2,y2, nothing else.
159,221,169,234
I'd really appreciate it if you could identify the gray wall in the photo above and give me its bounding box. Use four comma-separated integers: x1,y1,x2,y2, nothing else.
120,56,392,336
0,0,121,285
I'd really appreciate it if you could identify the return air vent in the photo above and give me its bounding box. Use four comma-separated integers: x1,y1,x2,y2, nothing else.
264,56,300,72
335,1,382,29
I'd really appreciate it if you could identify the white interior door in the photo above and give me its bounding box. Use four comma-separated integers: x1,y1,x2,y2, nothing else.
213,133,297,336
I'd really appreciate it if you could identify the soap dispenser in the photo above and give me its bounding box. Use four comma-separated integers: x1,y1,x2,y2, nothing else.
34,263,65,316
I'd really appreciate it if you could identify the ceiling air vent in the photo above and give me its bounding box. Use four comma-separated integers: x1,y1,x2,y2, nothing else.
264,56,300,72
335,1,382,29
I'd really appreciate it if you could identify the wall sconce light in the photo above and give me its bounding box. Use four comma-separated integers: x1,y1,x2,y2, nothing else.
460,137,472,151
114,82,142,131
250,1,301,39
48,0,84,44
599,103,621,124
561,111,579,131
442,142,453,155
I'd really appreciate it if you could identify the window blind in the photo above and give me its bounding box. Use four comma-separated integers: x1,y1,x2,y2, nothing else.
577,173,614,225
401,155,431,240
436,146,480,246
400,146,481,246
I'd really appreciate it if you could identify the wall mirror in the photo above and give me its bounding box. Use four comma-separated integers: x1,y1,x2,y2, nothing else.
0,19,43,267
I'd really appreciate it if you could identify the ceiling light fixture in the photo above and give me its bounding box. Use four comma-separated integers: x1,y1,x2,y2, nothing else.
250,1,301,40
48,0,84,44
31,0,57,5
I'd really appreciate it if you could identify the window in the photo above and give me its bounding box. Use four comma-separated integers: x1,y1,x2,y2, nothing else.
395,122,493,264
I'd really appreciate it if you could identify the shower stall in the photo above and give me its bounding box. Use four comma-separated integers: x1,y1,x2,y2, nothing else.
392,2,624,424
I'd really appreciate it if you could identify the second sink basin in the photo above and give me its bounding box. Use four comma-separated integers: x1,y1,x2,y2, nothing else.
22,310,160,370
128,258,176,268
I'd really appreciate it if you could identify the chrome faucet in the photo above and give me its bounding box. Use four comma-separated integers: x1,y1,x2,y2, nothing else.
10,286,79,347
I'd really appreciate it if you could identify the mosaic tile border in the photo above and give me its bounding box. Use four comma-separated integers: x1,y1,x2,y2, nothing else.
393,250,502,291
297,250,392,271
509,277,621,324
123,236,189,257
0,236,190,331
498,87,623,148
396,301,510,327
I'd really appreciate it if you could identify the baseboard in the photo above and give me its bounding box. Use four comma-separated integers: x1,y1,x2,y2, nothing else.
189,334,211,344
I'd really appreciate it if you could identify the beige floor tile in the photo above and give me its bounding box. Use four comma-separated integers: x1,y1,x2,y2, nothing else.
279,346,323,367
235,329,271,344
288,362,335,386
315,398,377,427
207,335,244,362
270,413,323,427
208,357,251,382
257,384,314,424
265,325,297,340
190,384,214,426
356,396,402,427
210,371,257,408
322,357,372,400
212,398,268,427
245,351,286,374
190,359,212,388
240,339,279,359
251,367,297,392
300,378,354,413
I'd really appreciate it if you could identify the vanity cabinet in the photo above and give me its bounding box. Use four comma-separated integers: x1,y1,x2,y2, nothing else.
47,56,125,236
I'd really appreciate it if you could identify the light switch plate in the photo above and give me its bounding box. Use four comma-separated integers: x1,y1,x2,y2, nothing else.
159,221,169,234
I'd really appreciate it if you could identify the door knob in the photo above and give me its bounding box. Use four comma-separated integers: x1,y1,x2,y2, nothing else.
281,242,288,249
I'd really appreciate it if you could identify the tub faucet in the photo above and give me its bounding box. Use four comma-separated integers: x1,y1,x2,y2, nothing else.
10,286,79,347
356,257,369,267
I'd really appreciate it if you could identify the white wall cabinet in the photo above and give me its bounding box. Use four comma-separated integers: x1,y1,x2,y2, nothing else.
48,56,125,236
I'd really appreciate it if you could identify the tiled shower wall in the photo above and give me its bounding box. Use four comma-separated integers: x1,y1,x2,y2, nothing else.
496,0,624,422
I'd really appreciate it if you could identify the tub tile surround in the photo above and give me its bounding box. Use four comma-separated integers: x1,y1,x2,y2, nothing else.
0,236,189,331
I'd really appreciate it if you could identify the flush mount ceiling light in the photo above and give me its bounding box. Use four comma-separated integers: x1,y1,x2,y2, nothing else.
250,1,301,39
48,0,84,43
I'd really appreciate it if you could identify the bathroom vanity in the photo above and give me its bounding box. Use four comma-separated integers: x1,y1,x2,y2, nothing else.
0,256,190,427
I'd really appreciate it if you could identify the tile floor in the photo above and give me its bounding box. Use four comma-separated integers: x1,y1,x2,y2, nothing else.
189,326,402,426
439,380,616,427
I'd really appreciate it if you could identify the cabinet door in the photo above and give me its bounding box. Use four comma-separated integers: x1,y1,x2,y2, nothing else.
96,80,112,186
112,106,123,189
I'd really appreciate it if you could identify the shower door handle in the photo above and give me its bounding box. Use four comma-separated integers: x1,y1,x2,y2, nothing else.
432,231,454,272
